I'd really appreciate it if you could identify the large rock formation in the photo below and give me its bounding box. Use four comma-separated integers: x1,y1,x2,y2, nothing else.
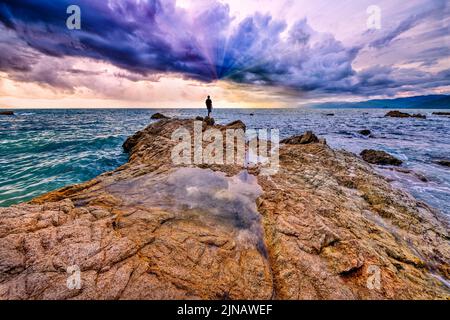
385,111,426,119
0,118,448,300
360,149,403,166
150,112,169,120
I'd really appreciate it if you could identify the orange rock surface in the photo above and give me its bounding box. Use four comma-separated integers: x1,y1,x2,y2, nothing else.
0,118,448,299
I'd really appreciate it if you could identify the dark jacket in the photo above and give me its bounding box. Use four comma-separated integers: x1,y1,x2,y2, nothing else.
206,98,212,110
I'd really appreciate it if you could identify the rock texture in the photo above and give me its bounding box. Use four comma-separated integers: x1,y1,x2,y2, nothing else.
0,111,14,116
360,149,403,166
204,116,215,126
281,131,319,145
150,112,169,120
0,118,449,300
385,111,426,119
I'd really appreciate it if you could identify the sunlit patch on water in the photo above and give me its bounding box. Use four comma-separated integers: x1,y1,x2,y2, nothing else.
108,167,267,255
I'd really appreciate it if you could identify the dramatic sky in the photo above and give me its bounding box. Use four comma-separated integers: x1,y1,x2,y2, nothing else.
0,0,449,108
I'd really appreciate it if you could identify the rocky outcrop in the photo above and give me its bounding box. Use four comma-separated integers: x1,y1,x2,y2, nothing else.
0,118,448,300
385,111,426,119
193,116,216,126
225,120,245,130
281,131,319,145
0,111,14,116
204,116,215,126
150,112,169,120
360,149,403,166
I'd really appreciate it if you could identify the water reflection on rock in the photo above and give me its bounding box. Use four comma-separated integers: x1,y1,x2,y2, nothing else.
108,167,267,255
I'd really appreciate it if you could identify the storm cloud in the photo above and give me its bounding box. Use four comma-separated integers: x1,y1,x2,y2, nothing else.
0,0,449,98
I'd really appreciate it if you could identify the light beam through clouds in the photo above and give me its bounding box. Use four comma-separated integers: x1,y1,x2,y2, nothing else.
0,0,448,108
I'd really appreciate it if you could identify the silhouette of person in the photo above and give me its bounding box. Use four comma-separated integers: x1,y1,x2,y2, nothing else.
205,96,212,117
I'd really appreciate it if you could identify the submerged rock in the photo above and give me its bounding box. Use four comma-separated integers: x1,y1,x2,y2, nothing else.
358,129,371,136
0,110,14,115
386,167,428,182
433,112,450,116
435,160,450,167
0,118,448,300
385,111,426,119
151,112,169,119
281,131,319,144
360,149,403,166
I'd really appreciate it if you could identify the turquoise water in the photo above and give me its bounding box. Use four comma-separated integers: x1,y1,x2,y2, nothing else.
0,108,449,217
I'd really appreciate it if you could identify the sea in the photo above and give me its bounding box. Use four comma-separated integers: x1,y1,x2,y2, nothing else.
0,108,449,218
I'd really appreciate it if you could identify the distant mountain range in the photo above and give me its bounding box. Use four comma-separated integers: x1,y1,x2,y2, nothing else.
313,94,450,109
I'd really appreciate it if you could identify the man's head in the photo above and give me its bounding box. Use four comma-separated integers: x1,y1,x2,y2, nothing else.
207,95,210,99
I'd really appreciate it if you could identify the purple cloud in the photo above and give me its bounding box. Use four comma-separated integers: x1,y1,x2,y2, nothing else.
0,0,449,98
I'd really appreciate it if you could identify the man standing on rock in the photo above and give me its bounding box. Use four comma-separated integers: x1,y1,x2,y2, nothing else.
205,95,212,117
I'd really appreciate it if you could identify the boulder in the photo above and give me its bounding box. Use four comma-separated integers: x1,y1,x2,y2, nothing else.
358,129,371,136
0,111,14,116
151,112,169,120
204,116,215,126
195,116,204,121
385,111,426,119
281,131,319,144
360,149,403,166
435,160,450,167
225,120,246,130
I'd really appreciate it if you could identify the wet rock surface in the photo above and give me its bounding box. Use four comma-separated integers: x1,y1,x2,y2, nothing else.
385,111,426,119
360,149,403,166
0,111,14,116
435,160,450,167
150,112,169,120
0,118,448,300
281,131,319,145
358,129,371,136
204,116,215,126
